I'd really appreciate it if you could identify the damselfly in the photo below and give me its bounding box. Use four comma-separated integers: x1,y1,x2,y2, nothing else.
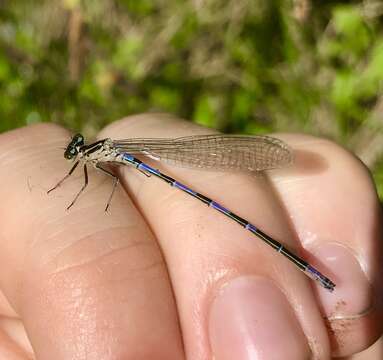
48,133,336,292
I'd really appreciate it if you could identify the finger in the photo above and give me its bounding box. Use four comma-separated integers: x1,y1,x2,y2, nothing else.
100,114,331,360
0,291,17,317
346,335,383,359
0,292,31,359
0,318,33,359
0,124,184,359
269,134,383,357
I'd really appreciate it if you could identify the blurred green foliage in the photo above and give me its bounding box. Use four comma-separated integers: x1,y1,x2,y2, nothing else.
1,0,383,196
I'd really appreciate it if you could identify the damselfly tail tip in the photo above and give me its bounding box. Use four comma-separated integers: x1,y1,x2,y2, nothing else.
320,276,336,292
306,265,336,293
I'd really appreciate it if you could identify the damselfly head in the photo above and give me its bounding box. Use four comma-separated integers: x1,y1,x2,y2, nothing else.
64,133,85,160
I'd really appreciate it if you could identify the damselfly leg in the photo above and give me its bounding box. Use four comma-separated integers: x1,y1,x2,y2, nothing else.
95,163,119,211
47,160,80,194
66,164,89,210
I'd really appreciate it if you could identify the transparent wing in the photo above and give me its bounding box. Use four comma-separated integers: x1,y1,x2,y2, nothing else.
112,134,292,172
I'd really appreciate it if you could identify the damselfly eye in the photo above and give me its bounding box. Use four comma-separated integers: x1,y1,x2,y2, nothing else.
64,146,78,159
73,133,84,146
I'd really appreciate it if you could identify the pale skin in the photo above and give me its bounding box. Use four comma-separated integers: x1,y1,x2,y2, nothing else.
0,114,382,360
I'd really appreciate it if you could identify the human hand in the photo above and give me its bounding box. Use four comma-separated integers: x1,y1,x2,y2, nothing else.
0,114,382,359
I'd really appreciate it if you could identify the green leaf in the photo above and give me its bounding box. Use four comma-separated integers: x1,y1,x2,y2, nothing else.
150,86,180,111
193,94,216,128
25,110,42,124
0,55,11,81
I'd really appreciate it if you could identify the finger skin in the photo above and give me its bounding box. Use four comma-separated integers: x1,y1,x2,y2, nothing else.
100,114,331,360
0,318,33,359
100,114,382,359
2,117,379,359
346,335,383,359
270,134,383,357
0,124,184,360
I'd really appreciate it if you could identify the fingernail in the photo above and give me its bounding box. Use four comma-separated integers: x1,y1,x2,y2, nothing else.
310,243,373,319
209,276,310,360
